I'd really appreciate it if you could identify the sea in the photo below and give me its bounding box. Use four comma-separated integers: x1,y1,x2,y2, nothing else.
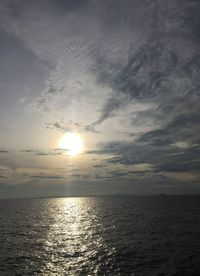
0,195,200,276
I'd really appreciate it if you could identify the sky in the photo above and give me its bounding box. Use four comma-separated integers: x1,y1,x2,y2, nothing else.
0,0,200,198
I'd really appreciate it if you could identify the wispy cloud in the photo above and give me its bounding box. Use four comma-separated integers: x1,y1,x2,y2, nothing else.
0,0,200,196
20,149,67,156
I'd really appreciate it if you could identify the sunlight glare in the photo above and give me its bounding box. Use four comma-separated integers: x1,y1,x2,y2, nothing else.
58,133,84,156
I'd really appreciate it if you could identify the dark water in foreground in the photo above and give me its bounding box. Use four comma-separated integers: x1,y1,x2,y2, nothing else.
0,196,200,276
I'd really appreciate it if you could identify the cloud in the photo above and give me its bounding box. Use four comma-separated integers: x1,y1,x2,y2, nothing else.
46,120,98,133
31,175,65,179
0,0,150,133
86,94,130,131
4,0,198,134
20,149,66,156
82,1,200,135
0,0,200,195
88,126,200,180
0,165,13,179
0,162,68,189
87,22,200,180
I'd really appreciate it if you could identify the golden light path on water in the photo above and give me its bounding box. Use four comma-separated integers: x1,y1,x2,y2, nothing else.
2,197,199,275
43,198,111,275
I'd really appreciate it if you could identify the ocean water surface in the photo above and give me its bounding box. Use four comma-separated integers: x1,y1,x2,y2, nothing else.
0,195,200,275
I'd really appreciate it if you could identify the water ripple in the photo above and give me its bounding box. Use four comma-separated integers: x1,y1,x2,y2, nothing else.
0,196,200,275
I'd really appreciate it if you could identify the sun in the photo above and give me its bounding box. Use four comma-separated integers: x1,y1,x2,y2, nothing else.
58,133,84,156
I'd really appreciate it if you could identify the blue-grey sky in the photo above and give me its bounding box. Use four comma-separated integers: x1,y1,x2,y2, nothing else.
0,0,200,198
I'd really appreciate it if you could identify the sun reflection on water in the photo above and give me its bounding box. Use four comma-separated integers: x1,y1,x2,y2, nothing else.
43,197,107,275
